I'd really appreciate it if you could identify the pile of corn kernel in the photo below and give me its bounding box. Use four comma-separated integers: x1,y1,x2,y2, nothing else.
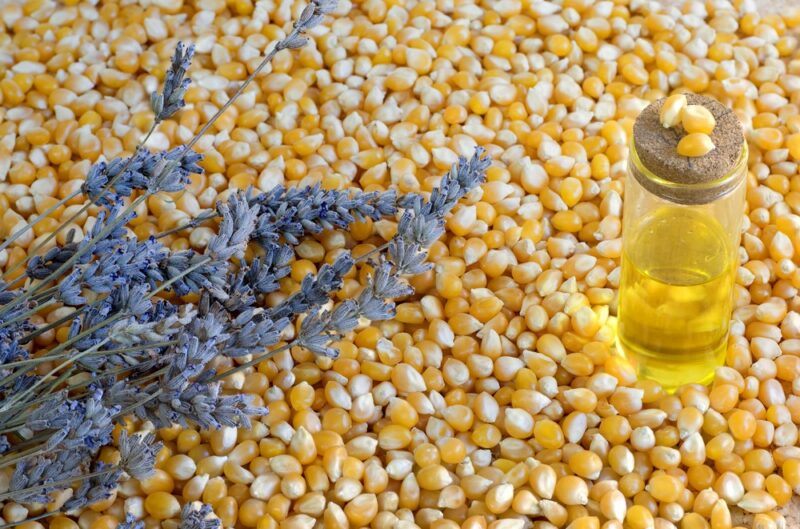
4,0,800,529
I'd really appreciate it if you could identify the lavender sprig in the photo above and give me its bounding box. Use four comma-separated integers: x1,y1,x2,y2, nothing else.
268,253,355,320
252,186,399,245
150,42,195,123
161,186,400,245
389,148,490,273
61,462,122,512
296,149,489,354
296,260,414,357
221,147,490,375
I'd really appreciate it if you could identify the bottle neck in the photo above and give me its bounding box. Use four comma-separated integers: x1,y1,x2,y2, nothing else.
629,141,748,206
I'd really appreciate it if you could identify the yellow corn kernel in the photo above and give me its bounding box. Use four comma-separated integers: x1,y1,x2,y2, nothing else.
646,473,683,503
681,104,716,134
416,465,452,491
677,133,715,157
568,450,602,480
144,492,181,520
625,504,654,529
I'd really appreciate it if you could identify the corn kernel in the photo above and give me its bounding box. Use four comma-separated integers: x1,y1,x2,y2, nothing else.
681,105,716,134
677,133,715,157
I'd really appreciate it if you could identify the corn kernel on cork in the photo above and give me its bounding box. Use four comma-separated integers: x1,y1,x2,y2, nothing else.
632,94,745,204
659,94,688,129
677,132,716,157
682,105,717,135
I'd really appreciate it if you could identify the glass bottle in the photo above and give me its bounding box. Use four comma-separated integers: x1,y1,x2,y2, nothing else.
617,95,747,391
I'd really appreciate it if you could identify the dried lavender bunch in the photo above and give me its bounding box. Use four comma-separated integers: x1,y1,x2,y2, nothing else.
0,1,345,515
0,0,490,521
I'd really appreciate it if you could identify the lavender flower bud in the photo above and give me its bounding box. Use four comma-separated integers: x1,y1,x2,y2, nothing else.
207,191,260,261
59,270,86,306
118,430,161,480
282,34,308,49
297,310,338,358
151,42,195,122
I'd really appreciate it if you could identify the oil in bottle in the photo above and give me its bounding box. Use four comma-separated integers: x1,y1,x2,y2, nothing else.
618,207,735,390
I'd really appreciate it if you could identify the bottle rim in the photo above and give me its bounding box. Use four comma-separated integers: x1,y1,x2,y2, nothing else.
629,140,748,205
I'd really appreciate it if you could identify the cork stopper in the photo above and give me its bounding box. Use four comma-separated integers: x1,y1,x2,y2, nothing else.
632,94,746,205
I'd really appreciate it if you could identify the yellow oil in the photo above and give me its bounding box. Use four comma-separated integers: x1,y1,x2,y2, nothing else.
618,207,735,390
